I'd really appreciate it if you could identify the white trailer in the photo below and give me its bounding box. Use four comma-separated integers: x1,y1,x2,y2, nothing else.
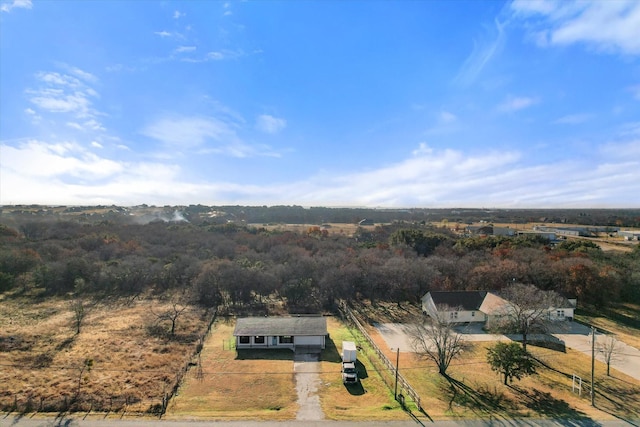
341,341,358,384
342,341,357,362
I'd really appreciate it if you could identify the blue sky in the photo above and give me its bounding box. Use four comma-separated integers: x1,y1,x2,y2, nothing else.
1,0,639,207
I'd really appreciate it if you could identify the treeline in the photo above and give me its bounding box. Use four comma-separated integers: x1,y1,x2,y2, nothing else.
1,220,639,311
3,205,640,227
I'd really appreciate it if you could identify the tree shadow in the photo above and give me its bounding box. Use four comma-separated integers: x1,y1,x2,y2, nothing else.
55,336,75,351
510,386,598,427
444,376,515,419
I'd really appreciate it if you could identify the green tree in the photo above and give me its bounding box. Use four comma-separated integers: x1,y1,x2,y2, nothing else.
487,342,536,385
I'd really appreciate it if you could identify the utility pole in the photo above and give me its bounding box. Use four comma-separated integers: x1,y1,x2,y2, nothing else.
394,348,400,400
591,326,596,407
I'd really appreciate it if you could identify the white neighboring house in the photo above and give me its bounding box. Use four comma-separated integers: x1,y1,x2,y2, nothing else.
421,291,488,323
422,290,575,326
233,316,327,351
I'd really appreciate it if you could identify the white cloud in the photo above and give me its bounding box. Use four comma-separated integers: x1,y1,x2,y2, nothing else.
439,111,457,124
2,139,637,207
26,67,105,132
498,96,539,112
174,46,196,53
173,10,184,19
630,84,640,100
141,116,240,149
1,0,31,13
454,18,506,86
154,31,173,38
91,141,103,149
256,114,287,134
554,113,593,124
511,0,640,55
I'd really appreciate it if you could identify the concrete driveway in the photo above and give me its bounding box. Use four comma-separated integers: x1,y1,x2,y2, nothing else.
293,351,324,420
549,322,640,381
375,322,640,381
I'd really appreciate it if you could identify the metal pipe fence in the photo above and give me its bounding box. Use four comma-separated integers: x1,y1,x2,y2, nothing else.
338,302,423,412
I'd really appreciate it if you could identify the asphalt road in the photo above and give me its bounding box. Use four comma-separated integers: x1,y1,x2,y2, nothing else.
1,415,636,427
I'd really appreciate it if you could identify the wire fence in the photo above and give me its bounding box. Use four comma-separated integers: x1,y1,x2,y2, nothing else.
338,302,423,412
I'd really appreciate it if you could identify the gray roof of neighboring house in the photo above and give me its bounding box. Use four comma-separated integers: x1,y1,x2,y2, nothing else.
426,291,488,311
233,316,328,337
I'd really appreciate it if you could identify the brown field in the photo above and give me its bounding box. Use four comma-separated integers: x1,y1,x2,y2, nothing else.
0,294,210,414
168,316,405,420
360,307,640,422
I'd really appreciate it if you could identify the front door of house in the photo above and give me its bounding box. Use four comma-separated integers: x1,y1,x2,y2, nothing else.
272,336,277,346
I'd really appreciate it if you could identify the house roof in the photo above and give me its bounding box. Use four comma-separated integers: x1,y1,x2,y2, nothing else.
233,316,327,337
478,292,511,315
426,291,487,311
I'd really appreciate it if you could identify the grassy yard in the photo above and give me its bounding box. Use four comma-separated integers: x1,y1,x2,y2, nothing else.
166,318,298,420
168,316,405,421
363,315,640,423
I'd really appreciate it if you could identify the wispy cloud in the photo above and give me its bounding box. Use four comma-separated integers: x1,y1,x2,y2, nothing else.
173,10,184,19
554,113,593,124
256,114,287,134
141,114,282,158
629,84,640,100
174,46,197,54
1,0,31,13
26,68,104,131
454,18,507,86
497,96,539,112
511,0,640,55
439,111,457,124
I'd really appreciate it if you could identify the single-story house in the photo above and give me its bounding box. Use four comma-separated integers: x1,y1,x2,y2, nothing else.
233,316,327,350
422,290,575,326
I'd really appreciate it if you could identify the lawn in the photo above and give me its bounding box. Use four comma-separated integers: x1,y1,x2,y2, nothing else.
575,303,640,349
362,312,640,423
167,315,405,421
166,318,298,420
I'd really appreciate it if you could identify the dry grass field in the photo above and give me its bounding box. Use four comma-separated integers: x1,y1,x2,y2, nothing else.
168,316,405,421
361,309,640,423
0,294,210,414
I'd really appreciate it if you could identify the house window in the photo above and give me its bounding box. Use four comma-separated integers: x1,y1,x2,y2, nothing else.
556,310,565,319
471,311,475,317
239,336,250,344
254,336,265,344
279,336,293,344
450,312,458,319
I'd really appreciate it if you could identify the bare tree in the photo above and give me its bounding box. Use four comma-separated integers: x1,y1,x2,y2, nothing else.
598,335,622,376
152,302,187,336
407,307,467,376
71,299,86,335
492,283,565,352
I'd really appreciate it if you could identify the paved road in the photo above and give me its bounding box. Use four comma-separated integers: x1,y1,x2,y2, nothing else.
1,415,636,427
